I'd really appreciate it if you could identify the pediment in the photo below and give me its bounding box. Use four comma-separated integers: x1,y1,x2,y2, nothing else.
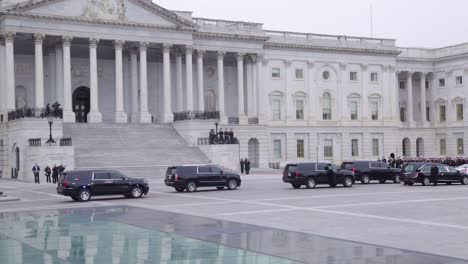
3,0,196,29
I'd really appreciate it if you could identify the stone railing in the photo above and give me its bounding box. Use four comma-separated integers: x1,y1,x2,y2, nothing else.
228,117,239,125
248,117,259,125
173,111,220,122
8,107,63,121
28,138,73,147
198,137,239,145
193,17,264,34
398,43,468,60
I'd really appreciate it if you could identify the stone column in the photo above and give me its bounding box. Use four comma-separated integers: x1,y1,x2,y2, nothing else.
256,54,264,123
114,40,127,123
55,40,63,105
4,32,15,111
420,72,427,124
361,64,369,120
130,47,139,123
175,49,183,112
197,50,205,112
0,36,5,112
34,34,45,109
391,67,399,122
407,71,414,123
87,38,102,123
161,43,173,123
62,36,75,122
185,46,194,111
138,42,151,123
237,53,246,124
217,51,226,122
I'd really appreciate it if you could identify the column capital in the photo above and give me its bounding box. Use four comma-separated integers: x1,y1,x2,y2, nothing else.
419,71,428,78
139,41,149,51
307,61,314,68
237,52,245,61
89,38,100,48
360,63,368,71
33,33,45,44
0,35,4,45
217,51,225,59
197,49,206,57
162,43,172,52
113,40,125,50
254,53,264,63
407,71,414,77
62,36,73,47
185,45,193,54
2,32,15,42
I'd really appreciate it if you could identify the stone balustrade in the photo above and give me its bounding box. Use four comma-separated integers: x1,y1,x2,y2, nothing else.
193,17,264,34
399,43,468,60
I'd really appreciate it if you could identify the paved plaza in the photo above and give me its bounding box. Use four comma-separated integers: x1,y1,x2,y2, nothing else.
1,171,468,263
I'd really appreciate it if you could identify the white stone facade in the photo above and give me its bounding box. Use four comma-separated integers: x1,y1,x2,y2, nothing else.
0,0,467,174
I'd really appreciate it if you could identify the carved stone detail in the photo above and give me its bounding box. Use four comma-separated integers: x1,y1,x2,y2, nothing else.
89,38,100,48
33,33,45,44
82,0,126,21
62,36,73,47
2,32,15,42
113,40,125,50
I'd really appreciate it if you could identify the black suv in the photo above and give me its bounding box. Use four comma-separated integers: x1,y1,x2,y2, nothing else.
164,165,241,192
341,161,401,184
57,170,149,202
283,162,355,189
401,163,468,186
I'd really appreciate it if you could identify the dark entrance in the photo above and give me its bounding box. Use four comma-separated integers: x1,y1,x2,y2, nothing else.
73,86,90,123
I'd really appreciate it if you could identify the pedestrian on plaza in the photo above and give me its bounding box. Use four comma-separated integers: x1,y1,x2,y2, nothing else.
430,164,439,186
218,129,224,144
44,165,52,183
52,164,59,184
240,158,245,174
325,166,337,187
59,165,66,177
245,158,251,175
229,129,234,143
224,131,230,144
209,129,216,144
32,163,40,184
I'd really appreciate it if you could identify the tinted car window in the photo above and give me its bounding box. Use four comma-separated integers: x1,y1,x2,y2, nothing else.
166,167,177,176
316,164,326,171
110,172,126,180
198,166,210,173
437,166,447,172
287,165,298,173
370,162,381,168
421,166,431,172
448,167,458,173
341,162,354,170
210,166,223,174
94,172,110,180
402,165,414,173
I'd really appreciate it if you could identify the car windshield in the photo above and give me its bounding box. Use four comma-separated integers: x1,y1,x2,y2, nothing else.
402,165,415,172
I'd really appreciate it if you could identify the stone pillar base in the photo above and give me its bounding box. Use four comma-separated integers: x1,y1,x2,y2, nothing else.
219,114,228,125
87,111,102,123
238,115,247,125
63,111,76,123
139,111,152,124
131,112,140,123
160,113,174,124
114,111,128,123
257,115,266,125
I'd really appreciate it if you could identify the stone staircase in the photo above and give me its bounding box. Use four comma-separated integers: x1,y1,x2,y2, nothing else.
63,123,210,179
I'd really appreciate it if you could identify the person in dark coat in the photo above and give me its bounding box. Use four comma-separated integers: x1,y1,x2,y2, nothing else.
240,158,245,174
44,166,52,183
52,165,59,184
58,165,66,177
229,129,234,143
209,129,216,145
32,163,40,184
245,158,251,175
224,131,230,144
218,129,224,144
325,166,337,187
430,164,439,186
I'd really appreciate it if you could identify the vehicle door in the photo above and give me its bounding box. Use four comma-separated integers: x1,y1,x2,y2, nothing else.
209,166,227,185
109,171,131,194
92,172,113,195
330,164,343,182
380,162,393,178
316,163,328,184
197,166,213,187
369,162,383,180
446,166,461,181
437,166,449,182
419,165,431,178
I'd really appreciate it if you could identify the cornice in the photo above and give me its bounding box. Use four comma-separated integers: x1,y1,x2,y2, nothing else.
264,42,401,56
397,53,468,64
194,32,269,42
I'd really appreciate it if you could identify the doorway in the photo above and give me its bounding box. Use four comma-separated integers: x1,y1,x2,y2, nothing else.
248,138,260,168
73,87,90,123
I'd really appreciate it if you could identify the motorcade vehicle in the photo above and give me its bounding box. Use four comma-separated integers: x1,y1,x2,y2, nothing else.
456,164,468,175
57,170,149,202
164,164,241,192
340,161,401,184
282,162,355,189
401,163,468,186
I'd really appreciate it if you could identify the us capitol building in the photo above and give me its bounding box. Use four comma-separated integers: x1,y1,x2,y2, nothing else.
0,0,466,180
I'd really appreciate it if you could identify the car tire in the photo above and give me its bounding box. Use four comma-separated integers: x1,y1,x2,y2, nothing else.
77,189,91,202
216,187,225,190
361,175,370,184
393,175,400,184
186,181,198,193
306,177,316,189
291,183,301,189
461,176,468,185
422,177,431,186
130,186,143,198
227,178,238,190
175,187,185,192
379,180,386,184
343,177,353,188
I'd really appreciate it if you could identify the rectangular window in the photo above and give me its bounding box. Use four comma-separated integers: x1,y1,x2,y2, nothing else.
400,107,406,122
351,139,359,157
273,140,282,159
297,139,305,158
272,68,281,79
440,139,446,156
439,105,446,122
399,81,406,89
272,99,281,120
372,139,379,157
456,104,464,121
295,68,304,80
350,101,358,120
324,139,333,158
371,102,379,120
457,138,464,155
439,78,445,87
296,100,304,120
456,76,463,85
370,72,378,82
426,107,430,122
350,72,357,81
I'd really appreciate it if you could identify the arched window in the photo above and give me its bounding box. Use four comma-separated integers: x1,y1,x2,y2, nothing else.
322,92,332,120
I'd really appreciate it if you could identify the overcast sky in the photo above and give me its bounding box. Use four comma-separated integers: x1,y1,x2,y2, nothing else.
155,0,468,48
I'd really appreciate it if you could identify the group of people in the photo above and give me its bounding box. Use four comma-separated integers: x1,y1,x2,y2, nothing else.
380,154,468,169
32,163,66,184
209,128,236,145
240,158,251,175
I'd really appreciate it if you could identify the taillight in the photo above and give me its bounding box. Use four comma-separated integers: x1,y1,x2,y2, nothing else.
175,174,179,181
295,171,300,177
63,180,68,188
352,168,356,173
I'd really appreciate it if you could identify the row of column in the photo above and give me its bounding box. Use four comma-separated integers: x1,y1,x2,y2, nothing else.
400,71,429,124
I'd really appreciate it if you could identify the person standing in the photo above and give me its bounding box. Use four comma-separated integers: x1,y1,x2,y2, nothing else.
209,129,216,144
229,129,234,143
430,164,439,186
325,166,337,187
52,165,59,184
32,163,40,184
245,158,251,175
240,158,245,174
44,165,52,183
218,128,224,144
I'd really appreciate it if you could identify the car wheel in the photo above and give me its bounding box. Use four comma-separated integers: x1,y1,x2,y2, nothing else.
130,186,143,198
393,175,400,184
78,189,91,202
186,181,198,193
227,179,238,190
343,177,353,188
422,177,431,186
379,180,386,184
361,175,370,184
461,176,468,185
216,187,225,190
291,183,301,189
175,187,185,192
306,178,316,189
